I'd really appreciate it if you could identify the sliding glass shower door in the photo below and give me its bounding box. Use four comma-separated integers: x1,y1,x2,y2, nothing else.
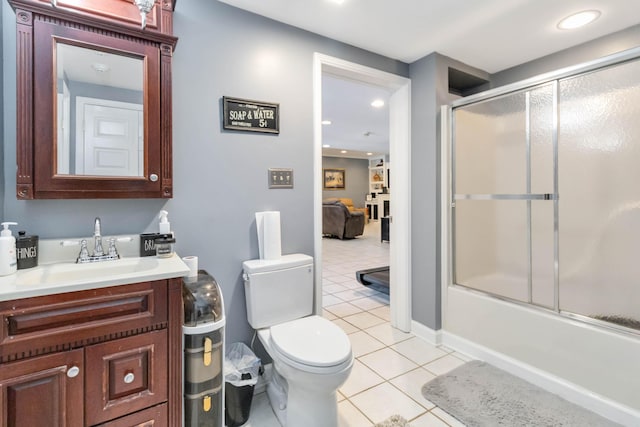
451,54,640,332
453,83,556,308
558,59,640,330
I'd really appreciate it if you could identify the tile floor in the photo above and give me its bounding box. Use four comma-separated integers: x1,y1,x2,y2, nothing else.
245,222,470,427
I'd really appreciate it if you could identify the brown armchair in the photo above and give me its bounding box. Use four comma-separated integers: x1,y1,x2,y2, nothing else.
323,199,365,239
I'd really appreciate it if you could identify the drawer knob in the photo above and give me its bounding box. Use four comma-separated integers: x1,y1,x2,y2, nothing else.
67,366,80,378
124,372,135,384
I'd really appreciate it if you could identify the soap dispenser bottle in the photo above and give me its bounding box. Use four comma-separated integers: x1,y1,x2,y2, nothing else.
0,222,18,276
159,210,171,235
156,210,175,258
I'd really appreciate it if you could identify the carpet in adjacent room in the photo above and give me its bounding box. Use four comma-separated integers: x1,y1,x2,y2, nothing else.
421,360,621,427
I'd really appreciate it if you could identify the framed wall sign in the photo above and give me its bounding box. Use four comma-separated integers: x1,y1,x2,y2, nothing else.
223,96,280,134
323,168,345,190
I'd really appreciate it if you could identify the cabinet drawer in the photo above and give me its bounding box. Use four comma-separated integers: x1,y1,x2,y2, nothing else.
94,403,167,427
0,281,167,362
85,330,168,425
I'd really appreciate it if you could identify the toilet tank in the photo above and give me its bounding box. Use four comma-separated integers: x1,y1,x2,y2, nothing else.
243,254,314,329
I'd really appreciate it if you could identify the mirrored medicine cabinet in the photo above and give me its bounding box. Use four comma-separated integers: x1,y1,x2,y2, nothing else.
9,0,178,199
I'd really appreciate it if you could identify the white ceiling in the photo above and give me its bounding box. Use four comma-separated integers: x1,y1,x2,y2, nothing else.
217,0,640,157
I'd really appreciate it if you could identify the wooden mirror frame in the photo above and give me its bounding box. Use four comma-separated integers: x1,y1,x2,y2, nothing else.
10,0,178,199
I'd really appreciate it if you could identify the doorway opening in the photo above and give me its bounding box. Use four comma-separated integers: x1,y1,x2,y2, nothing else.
313,53,411,331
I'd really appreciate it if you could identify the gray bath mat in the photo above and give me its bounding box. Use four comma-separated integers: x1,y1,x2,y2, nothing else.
421,360,620,426
374,415,411,427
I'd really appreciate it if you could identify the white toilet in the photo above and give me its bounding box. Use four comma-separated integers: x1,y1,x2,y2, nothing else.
243,253,353,427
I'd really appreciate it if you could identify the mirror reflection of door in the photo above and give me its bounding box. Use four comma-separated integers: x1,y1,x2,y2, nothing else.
75,97,143,176
55,42,144,177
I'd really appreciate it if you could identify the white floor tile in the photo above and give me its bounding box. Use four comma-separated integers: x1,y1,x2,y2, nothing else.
359,347,418,380
339,359,385,397
368,305,391,321
364,323,413,346
323,309,337,320
325,302,363,318
349,382,426,424
423,354,466,376
332,318,360,334
349,296,387,311
391,337,448,366
341,280,367,290
338,400,373,427
245,392,280,427
325,283,351,294
349,331,386,357
410,411,451,427
323,294,344,307
389,368,437,410
343,311,387,330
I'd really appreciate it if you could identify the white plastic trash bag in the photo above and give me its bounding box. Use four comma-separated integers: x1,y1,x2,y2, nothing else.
224,342,261,387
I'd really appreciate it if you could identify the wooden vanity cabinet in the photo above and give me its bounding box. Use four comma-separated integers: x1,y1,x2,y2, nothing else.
0,278,183,426
0,349,84,426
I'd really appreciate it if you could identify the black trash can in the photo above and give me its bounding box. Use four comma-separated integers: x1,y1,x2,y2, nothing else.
224,343,261,427
225,373,255,427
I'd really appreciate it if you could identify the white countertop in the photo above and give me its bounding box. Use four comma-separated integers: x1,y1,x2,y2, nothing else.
0,235,190,301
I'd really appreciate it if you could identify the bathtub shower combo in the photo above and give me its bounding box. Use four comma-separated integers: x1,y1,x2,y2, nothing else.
448,50,640,334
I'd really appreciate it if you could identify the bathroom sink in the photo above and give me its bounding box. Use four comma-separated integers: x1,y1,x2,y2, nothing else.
0,255,190,301
17,257,159,286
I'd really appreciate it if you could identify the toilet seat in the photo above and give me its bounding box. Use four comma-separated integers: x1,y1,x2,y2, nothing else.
268,315,352,374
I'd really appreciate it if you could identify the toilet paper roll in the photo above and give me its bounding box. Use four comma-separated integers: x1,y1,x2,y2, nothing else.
256,211,282,260
182,255,198,278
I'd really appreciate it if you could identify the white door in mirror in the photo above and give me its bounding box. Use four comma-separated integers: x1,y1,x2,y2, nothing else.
75,98,144,177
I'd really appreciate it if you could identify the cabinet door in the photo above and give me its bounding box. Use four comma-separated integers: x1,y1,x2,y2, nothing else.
0,349,83,427
85,330,168,425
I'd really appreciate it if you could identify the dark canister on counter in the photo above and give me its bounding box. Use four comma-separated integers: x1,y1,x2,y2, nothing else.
16,231,38,269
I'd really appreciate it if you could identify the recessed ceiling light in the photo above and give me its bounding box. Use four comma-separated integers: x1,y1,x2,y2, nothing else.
91,63,110,72
371,99,385,108
340,150,347,154
557,10,600,30
367,152,373,156
323,144,331,148
321,120,332,125
328,0,345,4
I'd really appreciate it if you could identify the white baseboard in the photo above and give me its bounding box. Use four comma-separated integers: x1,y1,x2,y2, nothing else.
440,330,640,427
410,320,442,345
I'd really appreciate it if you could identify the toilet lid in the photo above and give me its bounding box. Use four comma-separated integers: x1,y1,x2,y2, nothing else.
269,315,351,368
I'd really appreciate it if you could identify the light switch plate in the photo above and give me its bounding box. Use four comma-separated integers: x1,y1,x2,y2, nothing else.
268,168,293,189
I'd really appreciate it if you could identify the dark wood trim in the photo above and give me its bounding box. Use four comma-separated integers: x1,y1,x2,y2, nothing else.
15,9,34,199
0,281,167,362
10,0,178,47
9,0,177,199
161,43,173,198
167,277,183,427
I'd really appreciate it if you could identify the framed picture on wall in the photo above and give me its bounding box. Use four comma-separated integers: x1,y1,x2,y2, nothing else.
323,168,345,190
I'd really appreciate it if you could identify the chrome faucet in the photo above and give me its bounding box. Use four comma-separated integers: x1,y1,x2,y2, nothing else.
94,217,104,257
75,217,119,263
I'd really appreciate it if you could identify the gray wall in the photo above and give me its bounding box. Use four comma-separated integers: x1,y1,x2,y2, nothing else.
409,52,487,330
1,0,408,346
491,24,640,87
321,156,369,206
0,2,4,214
